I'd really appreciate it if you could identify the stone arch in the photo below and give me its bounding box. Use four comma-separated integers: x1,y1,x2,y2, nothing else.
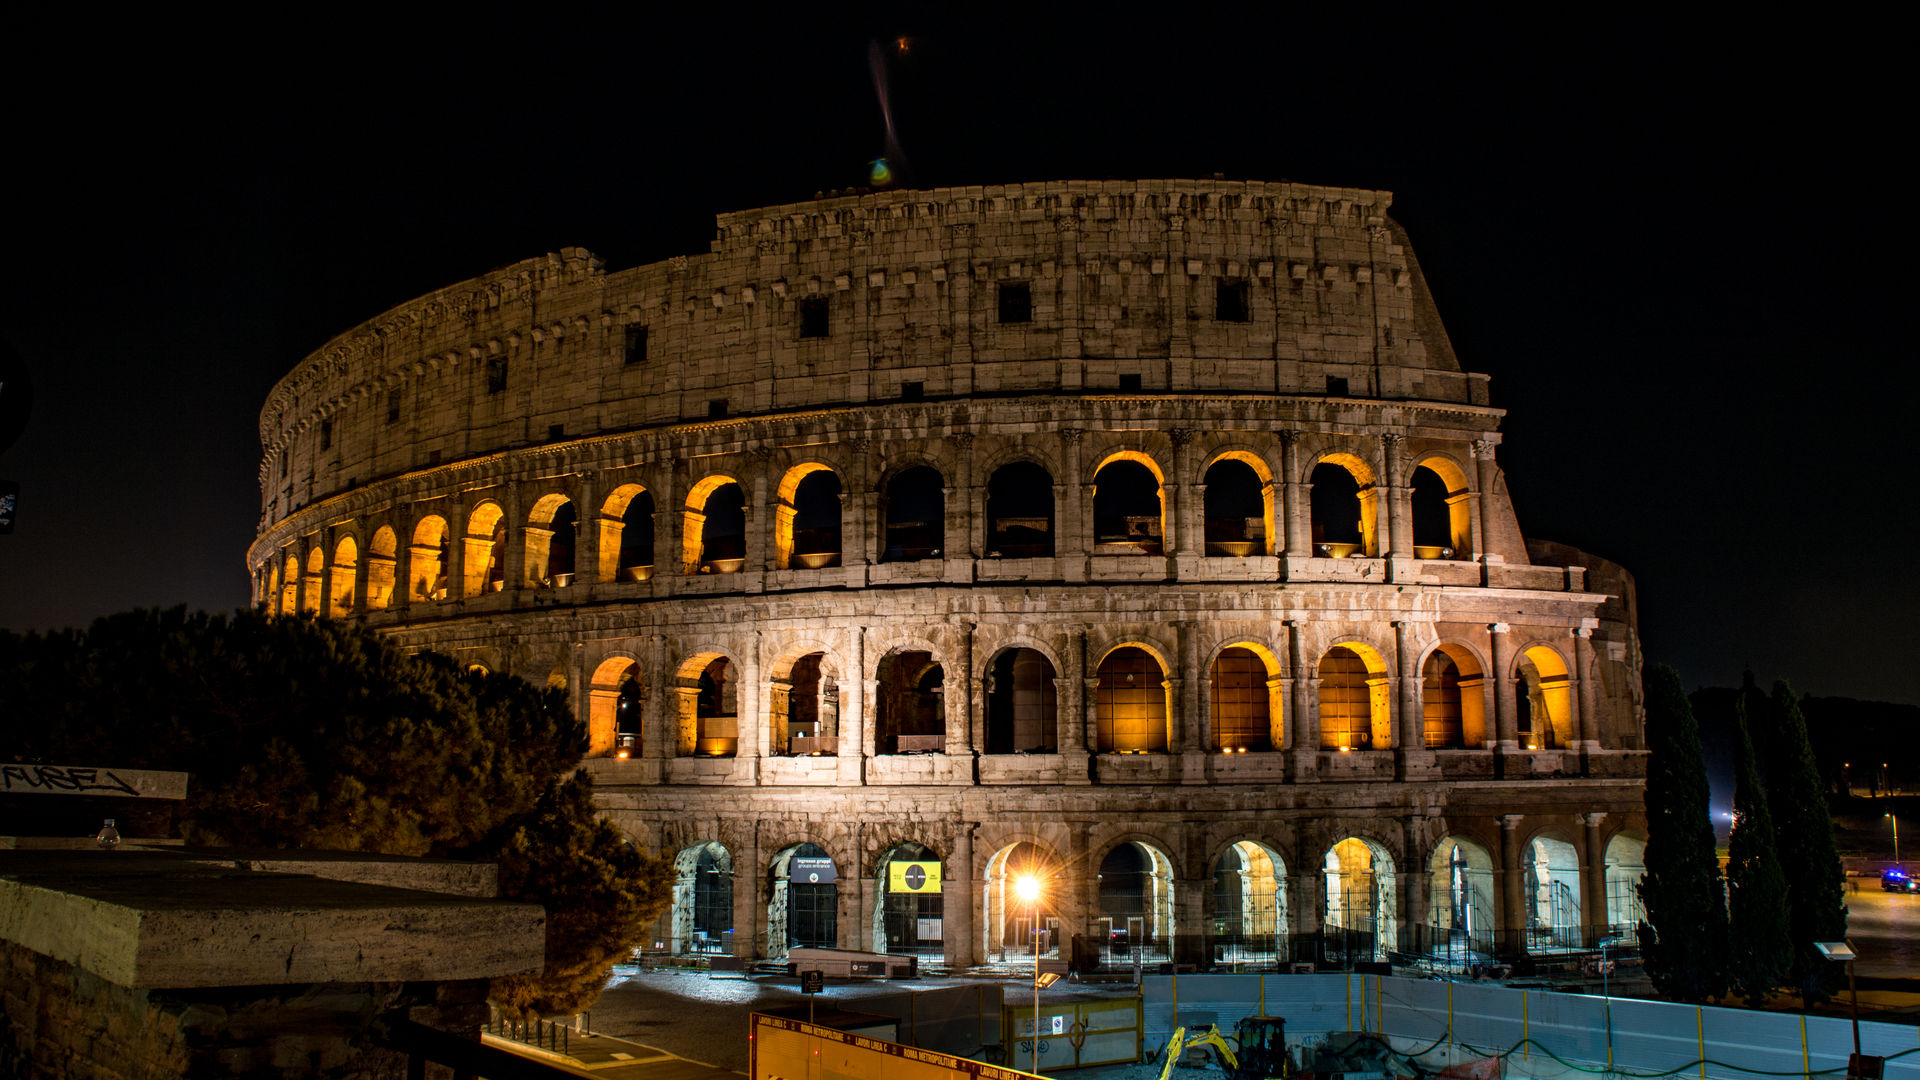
1411,454,1473,559
525,492,577,587
670,840,734,955
769,644,842,755
1091,451,1165,555
871,840,945,957
1095,643,1170,753
674,651,741,757
880,463,945,562
683,474,746,575
1318,642,1392,750
1420,642,1488,748
1206,641,1283,751
875,647,945,754
983,839,1063,962
328,534,357,618
461,500,507,597
278,552,299,615
1603,832,1647,942
1323,835,1398,959
1309,451,1380,557
589,654,645,757
983,646,1059,754
410,514,450,601
366,525,398,611
985,460,1055,558
1096,838,1177,960
767,841,839,958
1427,836,1497,960
1515,643,1574,750
1523,827,1583,952
598,482,656,583
264,559,281,615
302,547,324,613
1211,840,1289,958
774,463,842,570
1202,450,1275,557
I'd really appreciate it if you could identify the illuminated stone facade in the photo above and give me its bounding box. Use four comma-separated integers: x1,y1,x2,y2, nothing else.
250,179,1647,968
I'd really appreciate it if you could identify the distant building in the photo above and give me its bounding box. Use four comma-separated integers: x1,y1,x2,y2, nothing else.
250,179,1647,967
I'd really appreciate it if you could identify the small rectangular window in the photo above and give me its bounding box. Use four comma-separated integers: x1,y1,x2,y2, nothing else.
624,325,648,365
319,421,332,451
1326,376,1349,397
708,399,729,419
1216,280,1251,322
1118,373,1142,392
428,448,442,466
900,381,924,401
997,282,1032,324
486,355,508,394
548,423,565,441
800,298,830,338
386,389,402,423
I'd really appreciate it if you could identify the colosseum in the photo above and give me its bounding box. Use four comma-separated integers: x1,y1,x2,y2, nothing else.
249,178,1646,973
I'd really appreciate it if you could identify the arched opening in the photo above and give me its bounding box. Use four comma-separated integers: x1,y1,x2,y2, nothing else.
1604,834,1647,943
984,648,1057,754
525,495,577,587
265,560,281,615
1096,646,1168,753
876,650,944,754
1324,837,1398,962
409,515,450,602
1426,838,1496,961
1422,645,1488,749
1310,455,1378,557
984,841,1061,962
772,650,839,756
881,465,945,562
1097,841,1176,963
674,654,739,757
328,536,357,618
776,465,842,570
1516,645,1573,750
588,657,644,757
1318,645,1391,750
671,841,733,955
1411,458,1472,559
872,842,944,957
768,842,837,957
986,461,1054,558
1209,645,1280,752
302,548,324,613
1091,456,1163,556
684,477,746,574
598,483,656,583
1203,456,1271,557
366,526,397,611
461,501,507,597
277,554,298,615
1525,835,1582,953
1212,841,1287,963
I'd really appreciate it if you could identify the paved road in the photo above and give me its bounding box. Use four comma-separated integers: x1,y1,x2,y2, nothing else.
1845,877,1920,978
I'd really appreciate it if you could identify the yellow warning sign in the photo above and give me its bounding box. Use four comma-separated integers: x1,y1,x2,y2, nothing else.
889,861,942,892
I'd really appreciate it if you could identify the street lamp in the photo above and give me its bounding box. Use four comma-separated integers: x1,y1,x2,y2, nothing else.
1888,813,1900,867
1016,874,1044,1077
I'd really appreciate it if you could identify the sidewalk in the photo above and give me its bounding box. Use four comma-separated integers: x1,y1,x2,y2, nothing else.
484,1028,741,1079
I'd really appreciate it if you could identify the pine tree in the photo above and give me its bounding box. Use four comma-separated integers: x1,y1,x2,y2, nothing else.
1725,696,1791,1005
1638,664,1728,1001
1765,680,1848,1002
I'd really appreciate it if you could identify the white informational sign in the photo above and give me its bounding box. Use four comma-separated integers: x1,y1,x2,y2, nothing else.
917,918,943,940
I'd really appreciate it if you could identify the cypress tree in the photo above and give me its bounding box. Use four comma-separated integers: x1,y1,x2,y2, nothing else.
1765,680,1848,1002
1725,696,1791,1005
1638,664,1728,1001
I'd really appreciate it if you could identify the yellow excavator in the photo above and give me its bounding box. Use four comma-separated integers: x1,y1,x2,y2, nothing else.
1155,1015,1290,1080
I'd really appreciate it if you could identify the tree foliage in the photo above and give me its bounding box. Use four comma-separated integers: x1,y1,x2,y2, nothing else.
1764,680,1848,1002
1725,694,1790,1005
1638,663,1728,1001
0,607,670,1017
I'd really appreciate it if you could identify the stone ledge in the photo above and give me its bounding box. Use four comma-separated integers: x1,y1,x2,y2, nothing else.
0,849,542,989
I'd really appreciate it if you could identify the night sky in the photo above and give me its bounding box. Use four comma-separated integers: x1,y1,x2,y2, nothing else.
1,11,1908,704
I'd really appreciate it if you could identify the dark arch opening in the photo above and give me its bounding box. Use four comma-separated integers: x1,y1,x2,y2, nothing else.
986,462,1054,558
876,651,945,754
882,466,946,562
1203,458,1266,556
1310,463,1362,549
619,490,655,576
1092,460,1162,554
700,483,746,566
985,648,1057,754
547,502,577,580
1410,466,1453,553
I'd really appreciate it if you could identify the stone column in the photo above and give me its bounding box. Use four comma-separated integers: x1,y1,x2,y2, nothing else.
948,620,975,757
1383,434,1411,563
847,437,873,584
1491,623,1517,751
1062,821,1093,947
1287,622,1317,780
521,526,554,587
1402,816,1432,950
948,224,976,395
500,483,527,596
747,450,771,577
1056,216,1083,375
392,503,416,615
951,432,977,566
946,822,979,968
1059,427,1086,582
1166,215,1193,381
1280,431,1307,557
1582,812,1608,946
1174,876,1208,969
838,627,867,786
1498,814,1526,960
1471,439,1497,573
738,824,763,960
1063,628,1091,782
574,471,599,587
1393,621,1421,767
1575,624,1600,751
445,499,468,601
1169,427,1199,572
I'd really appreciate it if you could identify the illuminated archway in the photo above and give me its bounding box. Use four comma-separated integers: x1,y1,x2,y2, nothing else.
872,841,944,957
683,475,745,574
279,551,299,615
1525,833,1582,953
1318,644,1391,750
1098,840,1176,960
984,840,1061,961
1410,456,1473,559
598,483,656,583
1095,645,1169,753
770,649,839,755
366,526,397,611
1324,836,1398,960
328,536,357,618
588,656,644,757
1209,643,1282,751
1516,645,1573,750
984,647,1058,754
1091,453,1164,555
1203,454,1273,557
1421,644,1487,748
1604,833,1647,943
671,841,733,955
881,465,945,562
264,560,281,615
674,653,739,757
525,493,577,587
409,515,450,601
876,649,944,754
302,548,323,613
1310,453,1379,557
461,501,506,597
986,461,1054,558
1427,837,1495,960
774,464,841,570
1212,841,1288,959
768,842,838,957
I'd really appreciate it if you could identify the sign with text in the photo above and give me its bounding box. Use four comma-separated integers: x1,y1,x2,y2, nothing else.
0,764,188,799
890,860,942,892
791,856,837,884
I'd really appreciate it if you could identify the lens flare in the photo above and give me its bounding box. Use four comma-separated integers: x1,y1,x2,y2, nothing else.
869,157,894,187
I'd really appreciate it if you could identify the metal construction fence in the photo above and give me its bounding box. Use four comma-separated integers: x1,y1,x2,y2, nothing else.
1143,974,1920,1080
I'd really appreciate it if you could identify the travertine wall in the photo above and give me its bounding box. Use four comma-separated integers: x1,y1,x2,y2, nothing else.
249,179,1647,967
